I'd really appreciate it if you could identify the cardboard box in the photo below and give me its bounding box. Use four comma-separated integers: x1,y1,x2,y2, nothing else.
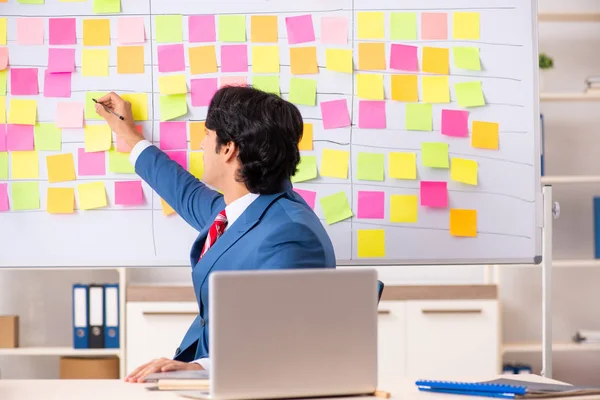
0,316,19,348
59,356,120,379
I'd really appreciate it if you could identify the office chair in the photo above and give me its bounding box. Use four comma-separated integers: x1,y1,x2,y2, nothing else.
377,280,384,304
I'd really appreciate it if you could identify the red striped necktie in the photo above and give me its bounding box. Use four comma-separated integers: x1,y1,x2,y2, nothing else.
199,209,228,260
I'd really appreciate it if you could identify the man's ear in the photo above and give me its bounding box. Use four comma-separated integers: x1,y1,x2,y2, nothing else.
223,142,238,163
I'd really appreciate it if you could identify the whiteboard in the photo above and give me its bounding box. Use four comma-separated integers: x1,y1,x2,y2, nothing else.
0,0,542,267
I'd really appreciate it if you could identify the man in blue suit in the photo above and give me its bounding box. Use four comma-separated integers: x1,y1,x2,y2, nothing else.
95,87,336,382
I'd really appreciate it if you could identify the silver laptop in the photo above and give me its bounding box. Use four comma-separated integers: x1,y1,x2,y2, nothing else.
193,268,378,400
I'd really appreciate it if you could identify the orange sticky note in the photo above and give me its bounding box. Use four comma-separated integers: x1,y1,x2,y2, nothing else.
117,46,144,74
47,187,75,214
422,47,449,75
161,197,176,216
391,75,418,102
472,121,499,150
358,43,385,71
189,45,218,75
450,209,477,237
46,153,76,183
83,19,110,46
290,47,318,75
299,123,313,151
251,15,278,43
190,121,206,150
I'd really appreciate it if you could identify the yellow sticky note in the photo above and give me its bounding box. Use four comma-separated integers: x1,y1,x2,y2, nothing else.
251,15,278,43
189,152,204,179
389,152,416,180
325,49,353,73
391,75,418,102
11,151,39,179
472,121,499,150
0,18,6,46
451,158,478,185
252,46,280,73
78,182,107,210
117,46,144,74
357,74,384,100
189,46,218,75
0,70,6,96
83,19,110,46
390,195,418,223
290,47,318,75
0,96,5,123
422,47,449,75
158,74,187,95
189,121,206,150
453,47,481,70
358,43,386,71
321,149,350,179
450,209,477,237
8,99,36,125
161,197,176,216
46,153,76,183
121,93,148,120
159,94,187,121
422,76,450,103
453,12,480,40
299,123,313,151
422,142,449,168
47,187,75,214
357,229,385,258
82,49,110,76
357,12,384,39
84,124,112,152
291,156,317,183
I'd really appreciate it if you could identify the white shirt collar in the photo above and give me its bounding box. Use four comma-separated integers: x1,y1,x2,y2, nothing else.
224,192,260,231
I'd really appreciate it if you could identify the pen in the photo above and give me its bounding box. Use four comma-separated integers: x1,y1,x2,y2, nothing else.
374,390,391,399
92,98,125,120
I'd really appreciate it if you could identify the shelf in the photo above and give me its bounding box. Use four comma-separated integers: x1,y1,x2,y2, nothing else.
540,92,600,102
538,13,600,22
553,259,600,268
503,342,600,353
0,347,121,356
541,175,600,184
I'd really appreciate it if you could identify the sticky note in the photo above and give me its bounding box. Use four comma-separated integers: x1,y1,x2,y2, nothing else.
0,183,7,211
321,17,347,44
117,46,144,74
18,0,44,3
358,230,385,258
0,126,5,151
325,49,352,73
83,19,110,46
321,99,350,130
320,192,353,225
422,76,450,103
16,18,44,45
357,152,385,181
289,78,317,106
11,182,39,211
34,123,61,151
218,15,246,42
158,74,187,96
453,12,480,40
49,18,76,45
299,123,313,151
159,121,187,150
78,147,106,175
221,44,248,72
11,151,39,179
422,142,449,168
420,181,448,208
115,180,143,205
472,121,499,150
82,49,109,76
56,102,84,128
252,46,280,73
118,17,145,44
422,12,448,40
455,81,485,107
358,12,384,39
48,48,75,73
8,99,37,125
156,15,183,43
0,152,7,180
11,68,38,95
189,121,205,150
0,97,4,124
357,74,384,100
453,47,481,70
451,158,478,185
158,44,186,73
189,45,218,75
0,47,6,70
389,152,416,180
390,195,418,223
0,18,6,45
390,44,418,71
291,155,317,183
6,124,34,151
46,153,76,183
116,124,142,152
189,152,204,179
43,71,69,97
450,209,477,237
159,94,187,121
0,70,6,95
442,109,469,137
93,0,120,14
290,47,318,75
358,43,386,71
321,149,349,179
47,187,75,214
358,101,386,129
293,189,316,210
285,14,315,44
161,197,176,216
357,191,384,219
405,103,432,131
109,148,135,173
84,124,111,152
390,12,417,40
191,78,218,107
85,92,108,120
189,15,216,43
220,76,247,88
252,75,280,95
121,93,148,120
422,47,449,75
78,182,107,210
251,15,278,43
166,150,187,170
391,75,418,102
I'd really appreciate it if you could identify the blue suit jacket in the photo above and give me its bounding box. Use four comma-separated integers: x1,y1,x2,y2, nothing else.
135,146,336,361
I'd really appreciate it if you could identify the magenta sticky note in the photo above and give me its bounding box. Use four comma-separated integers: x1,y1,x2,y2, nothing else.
358,101,386,129
321,17,348,44
220,76,247,88
11,68,39,95
78,148,106,176
6,124,34,151
421,13,448,40
441,109,469,137
115,180,144,205
294,188,317,210
49,18,77,45
118,17,145,45
357,191,385,219
44,70,72,98
320,99,351,130
17,18,44,45
191,78,218,107
286,14,315,44
158,44,186,73
48,48,76,73
166,150,187,170
56,102,84,128
390,44,418,71
0,125,6,152
0,47,8,70
159,121,187,150
117,125,142,152
420,181,448,208
0,183,8,212
221,44,248,73
189,15,216,43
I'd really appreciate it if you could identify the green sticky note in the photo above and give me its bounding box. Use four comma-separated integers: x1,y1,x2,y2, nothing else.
405,103,432,131
93,0,120,13
11,182,40,211
34,123,62,151
422,142,449,168
291,156,317,183
156,15,183,43
357,152,385,181
390,12,417,40
218,15,246,42
320,192,353,225
453,47,481,71
289,78,317,106
85,91,108,120
252,75,280,96
109,148,135,174
0,70,7,96
159,94,188,121
0,152,8,180
18,0,44,3
455,81,485,107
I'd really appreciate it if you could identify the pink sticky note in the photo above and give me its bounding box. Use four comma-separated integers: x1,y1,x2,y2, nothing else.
220,76,247,88
294,188,317,210
0,125,6,152
166,150,187,170
420,181,448,208
390,44,418,71
158,44,186,73
17,18,44,45
358,101,386,129
421,13,447,40
357,191,385,219
49,18,77,45
320,99,351,130
321,17,348,44
0,183,8,212
189,15,216,43
441,109,469,137
6,124,34,151
118,17,145,45
286,15,315,44
44,70,72,98
56,102,84,128
0,47,8,70
78,148,106,176
159,121,187,150
117,125,142,152
191,78,218,107
48,48,76,73
11,68,39,95
221,45,248,73
115,180,144,205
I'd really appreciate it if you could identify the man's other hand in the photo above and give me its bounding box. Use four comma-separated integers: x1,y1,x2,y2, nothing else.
125,357,203,383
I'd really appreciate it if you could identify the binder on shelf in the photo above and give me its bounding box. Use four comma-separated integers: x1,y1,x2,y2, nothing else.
104,284,120,349
594,197,600,259
540,114,545,176
88,284,105,349
72,284,89,349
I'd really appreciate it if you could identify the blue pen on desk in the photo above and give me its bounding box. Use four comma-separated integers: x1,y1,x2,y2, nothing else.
92,98,125,120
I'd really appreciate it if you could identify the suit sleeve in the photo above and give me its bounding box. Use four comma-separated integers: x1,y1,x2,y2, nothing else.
134,145,225,232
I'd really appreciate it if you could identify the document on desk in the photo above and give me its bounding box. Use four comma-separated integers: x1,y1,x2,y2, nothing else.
144,370,209,382
485,379,600,398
